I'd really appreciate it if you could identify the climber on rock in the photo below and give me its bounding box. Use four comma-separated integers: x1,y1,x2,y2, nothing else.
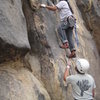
40,0,76,58
64,58,96,100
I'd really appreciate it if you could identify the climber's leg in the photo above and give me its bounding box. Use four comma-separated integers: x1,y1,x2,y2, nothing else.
66,28,76,58
57,24,69,48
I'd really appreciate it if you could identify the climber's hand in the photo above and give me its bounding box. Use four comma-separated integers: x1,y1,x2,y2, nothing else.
40,4,46,8
67,65,70,69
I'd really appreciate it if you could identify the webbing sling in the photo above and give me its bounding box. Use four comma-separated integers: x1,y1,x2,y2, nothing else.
66,0,74,14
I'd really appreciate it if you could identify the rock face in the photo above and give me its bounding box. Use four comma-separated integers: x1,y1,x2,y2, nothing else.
0,0,100,100
0,0,30,48
0,66,50,100
0,0,30,63
76,0,100,55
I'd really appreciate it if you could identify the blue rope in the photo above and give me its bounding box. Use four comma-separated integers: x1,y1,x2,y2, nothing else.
74,22,79,47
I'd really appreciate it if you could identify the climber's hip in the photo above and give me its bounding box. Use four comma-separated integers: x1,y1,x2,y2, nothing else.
61,15,76,30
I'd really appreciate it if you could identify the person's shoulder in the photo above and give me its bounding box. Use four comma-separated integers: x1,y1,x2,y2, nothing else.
67,74,80,82
66,75,75,82
59,0,67,4
67,74,77,79
86,74,93,77
57,0,67,6
86,74,94,80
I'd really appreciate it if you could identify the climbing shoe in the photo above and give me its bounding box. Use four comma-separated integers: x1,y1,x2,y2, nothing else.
60,42,69,49
68,50,76,58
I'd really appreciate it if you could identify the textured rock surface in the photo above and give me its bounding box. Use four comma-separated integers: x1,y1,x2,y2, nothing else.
0,0,100,100
0,0,30,63
23,0,100,99
0,65,50,100
0,0,30,48
69,1,100,99
76,0,100,54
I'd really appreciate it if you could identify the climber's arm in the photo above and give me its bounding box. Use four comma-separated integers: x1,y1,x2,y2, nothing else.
92,88,95,97
46,5,57,11
64,66,70,81
40,4,57,11
92,77,96,98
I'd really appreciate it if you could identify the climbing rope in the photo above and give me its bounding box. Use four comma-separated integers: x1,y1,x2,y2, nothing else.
74,22,79,47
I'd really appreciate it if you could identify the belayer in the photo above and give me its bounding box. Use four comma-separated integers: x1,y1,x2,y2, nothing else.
40,0,76,58
64,58,96,100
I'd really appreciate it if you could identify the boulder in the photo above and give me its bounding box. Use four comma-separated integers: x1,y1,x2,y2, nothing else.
0,0,100,100
76,0,100,54
0,67,50,100
0,0,30,48
0,0,30,63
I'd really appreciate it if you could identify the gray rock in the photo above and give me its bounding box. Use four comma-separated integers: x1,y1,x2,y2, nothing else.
0,67,51,100
0,0,100,100
0,0,30,48
76,0,100,54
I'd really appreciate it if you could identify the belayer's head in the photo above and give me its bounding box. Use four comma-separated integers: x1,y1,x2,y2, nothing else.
75,58,90,74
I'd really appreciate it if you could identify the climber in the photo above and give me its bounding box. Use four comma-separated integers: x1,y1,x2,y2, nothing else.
40,0,76,58
64,58,96,100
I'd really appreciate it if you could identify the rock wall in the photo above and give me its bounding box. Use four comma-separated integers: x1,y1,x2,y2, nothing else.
0,0,100,100
0,0,30,63
76,0,100,55
0,64,50,100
